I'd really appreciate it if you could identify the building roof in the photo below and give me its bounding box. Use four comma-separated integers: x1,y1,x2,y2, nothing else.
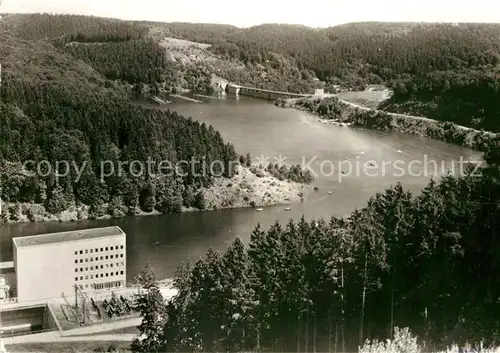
13,226,125,248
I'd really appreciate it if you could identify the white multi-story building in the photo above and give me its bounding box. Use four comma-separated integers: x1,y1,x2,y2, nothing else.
13,226,126,303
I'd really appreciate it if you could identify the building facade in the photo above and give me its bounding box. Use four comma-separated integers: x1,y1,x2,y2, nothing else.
13,226,126,303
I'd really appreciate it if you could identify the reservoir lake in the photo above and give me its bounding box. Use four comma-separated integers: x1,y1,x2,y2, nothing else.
0,95,481,280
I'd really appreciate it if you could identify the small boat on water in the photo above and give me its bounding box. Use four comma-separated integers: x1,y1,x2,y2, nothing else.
328,191,332,195
256,208,263,211
397,150,402,153
284,207,291,211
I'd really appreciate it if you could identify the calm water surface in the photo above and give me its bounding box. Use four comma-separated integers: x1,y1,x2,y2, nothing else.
0,96,481,280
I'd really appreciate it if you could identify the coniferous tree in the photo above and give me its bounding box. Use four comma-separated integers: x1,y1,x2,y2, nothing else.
132,263,166,353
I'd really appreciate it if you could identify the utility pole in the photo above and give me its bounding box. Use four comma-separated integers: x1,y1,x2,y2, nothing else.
0,186,3,217
359,250,368,344
82,295,86,325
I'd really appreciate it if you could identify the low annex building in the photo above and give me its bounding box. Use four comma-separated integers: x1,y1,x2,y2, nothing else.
13,226,127,303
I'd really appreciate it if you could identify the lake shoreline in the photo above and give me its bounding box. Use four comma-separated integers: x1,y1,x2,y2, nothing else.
0,165,305,226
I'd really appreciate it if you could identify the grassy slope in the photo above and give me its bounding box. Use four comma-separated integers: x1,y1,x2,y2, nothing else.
336,89,393,109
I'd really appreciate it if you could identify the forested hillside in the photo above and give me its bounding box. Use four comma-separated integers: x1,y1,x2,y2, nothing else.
0,14,319,94
145,21,240,43
134,156,500,352
0,22,238,222
0,14,176,90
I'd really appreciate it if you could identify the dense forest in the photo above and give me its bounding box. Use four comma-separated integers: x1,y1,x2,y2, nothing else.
132,150,500,352
0,19,238,222
0,14,177,90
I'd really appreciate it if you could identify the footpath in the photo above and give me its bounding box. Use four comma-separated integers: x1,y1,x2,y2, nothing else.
2,316,141,344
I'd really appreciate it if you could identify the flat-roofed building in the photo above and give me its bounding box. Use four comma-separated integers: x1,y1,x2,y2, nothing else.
314,88,324,97
13,226,126,303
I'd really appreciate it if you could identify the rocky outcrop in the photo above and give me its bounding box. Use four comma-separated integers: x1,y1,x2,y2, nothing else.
210,74,228,92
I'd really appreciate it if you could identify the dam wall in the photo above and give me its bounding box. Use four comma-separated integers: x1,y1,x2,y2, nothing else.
226,84,311,100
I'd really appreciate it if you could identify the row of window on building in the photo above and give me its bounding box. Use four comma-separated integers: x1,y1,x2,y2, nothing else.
93,281,124,290
74,245,124,256
75,270,124,282
77,281,124,290
75,253,124,263
75,262,124,273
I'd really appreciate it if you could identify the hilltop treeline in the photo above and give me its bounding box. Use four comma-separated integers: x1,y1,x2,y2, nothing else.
1,13,148,42
206,22,500,86
149,22,500,80
133,156,500,352
145,22,239,43
3,15,500,129
141,21,321,93
0,29,237,222
221,23,500,81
